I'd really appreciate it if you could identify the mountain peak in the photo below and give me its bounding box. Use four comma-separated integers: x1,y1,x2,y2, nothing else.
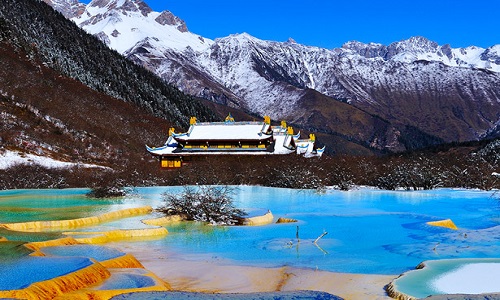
390,36,439,52
155,10,188,32
233,32,255,40
341,40,386,58
62,0,212,53
88,0,152,16
481,45,500,65
217,33,261,45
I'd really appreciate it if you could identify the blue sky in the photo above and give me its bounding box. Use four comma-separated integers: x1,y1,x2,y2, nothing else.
82,0,499,49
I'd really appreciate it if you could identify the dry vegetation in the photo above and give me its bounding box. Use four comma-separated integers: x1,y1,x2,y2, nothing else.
0,0,498,192
158,186,246,225
1,139,499,191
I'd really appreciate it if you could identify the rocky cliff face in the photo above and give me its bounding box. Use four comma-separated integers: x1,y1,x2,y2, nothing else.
42,0,86,18
70,0,210,53
47,0,500,153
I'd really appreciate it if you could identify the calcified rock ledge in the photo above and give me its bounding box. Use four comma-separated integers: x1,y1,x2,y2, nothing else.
385,282,416,300
387,259,500,300
100,253,145,269
64,227,168,243
110,290,343,300
142,215,184,226
426,219,458,230
242,210,274,226
382,217,460,300
0,205,175,299
25,236,79,252
424,293,500,299
0,260,111,299
1,254,171,300
1,235,171,299
276,217,298,223
385,262,426,300
0,206,153,232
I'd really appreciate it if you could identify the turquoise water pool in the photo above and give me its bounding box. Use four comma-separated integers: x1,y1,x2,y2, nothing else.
0,186,499,277
0,188,124,224
97,271,157,290
41,244,125,262
392,258,500,298
134,186,500,275
0,256,94,290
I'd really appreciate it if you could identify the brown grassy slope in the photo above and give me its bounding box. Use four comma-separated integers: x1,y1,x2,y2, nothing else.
294,89,444,154
203,91,385,156
349,62,500,143
0,41,172,168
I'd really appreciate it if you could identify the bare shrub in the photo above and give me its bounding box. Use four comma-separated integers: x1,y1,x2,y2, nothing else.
86,186,125,198
158,186,246,225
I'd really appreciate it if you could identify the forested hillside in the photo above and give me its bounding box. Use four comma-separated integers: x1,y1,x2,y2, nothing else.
0,0,498,191
0,0,216,188
0,0,215,127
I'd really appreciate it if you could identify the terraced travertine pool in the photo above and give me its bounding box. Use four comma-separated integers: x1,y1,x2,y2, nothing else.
0,186,499,298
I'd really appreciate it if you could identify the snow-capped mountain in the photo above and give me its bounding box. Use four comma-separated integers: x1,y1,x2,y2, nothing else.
125,29,500,146
47,0,500,152
71,0,211,53
342,36,500,72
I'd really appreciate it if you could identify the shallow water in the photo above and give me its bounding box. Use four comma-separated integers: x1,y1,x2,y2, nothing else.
41,244,125,262
0,256,93,290
97,271,156,290
0,188,124,223
1,186,499,277
393,258,500,298
134,186,500,275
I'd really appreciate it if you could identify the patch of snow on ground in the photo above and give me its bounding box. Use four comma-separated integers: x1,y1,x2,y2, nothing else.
0,151,110,170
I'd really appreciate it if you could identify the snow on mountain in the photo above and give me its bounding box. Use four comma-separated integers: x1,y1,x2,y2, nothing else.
42,0,86,19
342,36,500,72
72,0,212,53
193,33,306,118
45,0,500,148
173,33,500,118
51,1,500,105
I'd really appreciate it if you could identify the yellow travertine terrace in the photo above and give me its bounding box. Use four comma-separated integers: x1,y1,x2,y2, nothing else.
242,210,274,226
65,227,168,244
25,237,80,252
426,219,458,230
0,261,111,299
142,215,184,226
0,206,153,232
0,205,171,299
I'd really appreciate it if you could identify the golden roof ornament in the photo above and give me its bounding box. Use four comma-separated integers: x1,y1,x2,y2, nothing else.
225,113,235,123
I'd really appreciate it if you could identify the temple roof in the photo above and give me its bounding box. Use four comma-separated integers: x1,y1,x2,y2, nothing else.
174,122,271,142
145,115,324,159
